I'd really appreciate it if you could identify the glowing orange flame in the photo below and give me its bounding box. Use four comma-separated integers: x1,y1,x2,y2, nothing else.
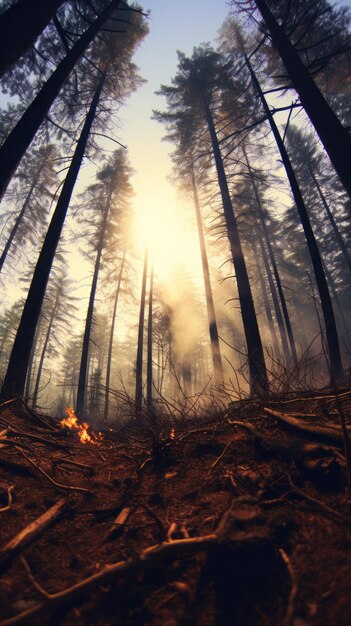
60,407,103,445
170,428,175,440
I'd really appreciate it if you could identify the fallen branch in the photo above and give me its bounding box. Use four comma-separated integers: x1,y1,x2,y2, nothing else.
0,533,218,625
263,408,349,445
18,450,93,494
0,498,69,569
0,485,14,513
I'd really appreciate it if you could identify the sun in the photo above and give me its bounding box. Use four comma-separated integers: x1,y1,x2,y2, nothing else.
132,198,202,284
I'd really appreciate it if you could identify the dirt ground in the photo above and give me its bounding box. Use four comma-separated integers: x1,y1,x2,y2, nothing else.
0,392,351,626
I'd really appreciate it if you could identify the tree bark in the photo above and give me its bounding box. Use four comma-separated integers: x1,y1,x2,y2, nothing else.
135,250,148,413
146,265,154,409
254,0,351,201
191,167,224,385
104,247,126,423
1,73,106,399
0,0,121,200
247,56,343,383
204,100,268,396
76,180,112,417
0,0,66,78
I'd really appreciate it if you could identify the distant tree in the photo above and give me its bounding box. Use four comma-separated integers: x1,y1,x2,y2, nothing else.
76,149,133,416
0,144,57,273
31,267,77,408
146,264,153,409
155,46,268,396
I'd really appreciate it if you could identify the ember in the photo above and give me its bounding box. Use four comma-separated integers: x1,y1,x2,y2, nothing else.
170,428,175,440
60,407,103,445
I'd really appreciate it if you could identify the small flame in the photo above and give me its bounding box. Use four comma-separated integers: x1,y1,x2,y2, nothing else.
60,407,103,445
170,428,175,440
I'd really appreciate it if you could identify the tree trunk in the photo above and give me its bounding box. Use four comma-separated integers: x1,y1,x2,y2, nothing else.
191,166,224,385
254,0,351,200
0,173,41,273
24,321,40,401
242,146,298,366
258,237,291,362
308,165,351,275
247,56,343,383
104,247,126,423
250,240,280,358
204,100,268,397
135,250,148,413
0,0,66,78
0,0,121,200
1,73,105,399
32,295,58,408
76,181,112,418
146,265,154,409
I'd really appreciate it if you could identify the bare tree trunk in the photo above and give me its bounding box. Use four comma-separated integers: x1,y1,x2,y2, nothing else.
135,250,148,413
104,248,126,423
258,237,291,362
247,56,343,384
242,146,298,365
1,73,105,399
191,166,224,385
146,265,154,409
204,99,268,396
250,240,280,358
76,179,112,417
0,0,121,200
254,0,351,200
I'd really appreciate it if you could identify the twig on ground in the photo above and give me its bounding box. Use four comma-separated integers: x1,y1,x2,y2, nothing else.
279,548,298,626
0,499,69,568
208,442,232,475
0,485,14,513
17,450,93,495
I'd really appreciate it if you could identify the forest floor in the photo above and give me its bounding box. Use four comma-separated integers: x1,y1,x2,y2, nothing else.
0,392,351,626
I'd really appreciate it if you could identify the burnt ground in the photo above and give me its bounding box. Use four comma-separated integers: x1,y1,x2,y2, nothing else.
0,392,351,626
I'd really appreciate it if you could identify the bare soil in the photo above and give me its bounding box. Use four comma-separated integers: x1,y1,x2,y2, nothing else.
0,392,351,626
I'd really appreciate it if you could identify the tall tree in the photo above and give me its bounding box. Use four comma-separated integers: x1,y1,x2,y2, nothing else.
75,150,131,416
1,72,106,399
246,55,343,382
0,0,145,199
135,250,148,412
237,0,351,200
155,47,268,396
0,0,66,78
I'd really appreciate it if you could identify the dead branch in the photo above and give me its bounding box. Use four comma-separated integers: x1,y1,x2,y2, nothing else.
0,533,218,625
263,408,349,445
0,485,14,513
208,442,232,475
0,498,69,568
17,450,93,495
287,475,348,524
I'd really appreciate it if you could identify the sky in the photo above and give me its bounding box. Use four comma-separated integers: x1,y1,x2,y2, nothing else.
117,0,230,277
